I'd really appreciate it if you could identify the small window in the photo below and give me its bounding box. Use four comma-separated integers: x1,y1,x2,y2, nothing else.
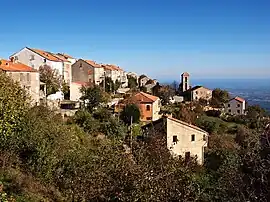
228,104,230,107
43,58,47,63
237,110,240,114
195,91,198,94
20,73,24,81
173,135,178,143
79,63,82,69
229,109,231,113
14,56,18,60
237,104,240,107
146,117,152,120
185,77,187,82
27,73,30,82
203,134,207,141
30,55,35,60
191,134,195,142
146,105,151,111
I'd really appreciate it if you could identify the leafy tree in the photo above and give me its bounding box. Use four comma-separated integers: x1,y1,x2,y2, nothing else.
39,65,61,95
139,86,147,93
120,104,140,125
127,76,138,89
80,85,107,112
0,72,29,148
210,88,230,107
114,79,121,91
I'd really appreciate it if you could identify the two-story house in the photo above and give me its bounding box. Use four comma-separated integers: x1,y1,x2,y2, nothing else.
183,86,212,102
225,96,246,115
0,59,40,105
130,92,161,122
71,59,104,85
142,115,209,165
10,47,72,85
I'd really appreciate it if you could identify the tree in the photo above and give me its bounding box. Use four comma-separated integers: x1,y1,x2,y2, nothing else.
153,84,175,105
0,72,29,148
210,88,230,107
80,85,107,112
127,76,138,89
120,104,140,125
39,65,61,95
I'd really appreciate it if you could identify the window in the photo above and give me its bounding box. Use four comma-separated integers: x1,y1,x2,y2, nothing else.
195,91,198,94
146,117,152,120
173,135,178,143
30,55,35,60
146,105,151,111
237,104,240,107
185,77,187,82
27,73,30,82
237,110,240,114
191,134,195,142
79,63,82,69
14,56,18,60
203,134,207,141
20,73,24,81
228,104,230,107
229,109,231,113
43,58,47,63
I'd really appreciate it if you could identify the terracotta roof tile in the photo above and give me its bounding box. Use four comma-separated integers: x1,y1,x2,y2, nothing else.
57,53,74,59
182,72,190,76
28,48,66,62
0,59,37,72
84,60,102,68
132,92,159,103
233,96,245,103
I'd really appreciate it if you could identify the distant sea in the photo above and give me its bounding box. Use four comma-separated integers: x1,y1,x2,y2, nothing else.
163,78,270,112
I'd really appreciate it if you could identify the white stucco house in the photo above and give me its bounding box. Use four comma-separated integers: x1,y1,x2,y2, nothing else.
142,115,208,165
10,47,73,85
225,96,246,115
102,64,128,87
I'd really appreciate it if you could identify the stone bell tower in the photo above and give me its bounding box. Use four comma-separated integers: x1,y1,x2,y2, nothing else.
181,72,190,93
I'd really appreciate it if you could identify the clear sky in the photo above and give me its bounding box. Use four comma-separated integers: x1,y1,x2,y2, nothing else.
1,0,270,81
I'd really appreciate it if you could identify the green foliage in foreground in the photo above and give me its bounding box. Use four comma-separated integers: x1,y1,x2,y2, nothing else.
0,72,269,201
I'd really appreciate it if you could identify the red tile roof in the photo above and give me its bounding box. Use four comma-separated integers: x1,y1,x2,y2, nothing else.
102,64,123,71
85,60,102,68
0,59,37,72
132,92,159,103
233,96,245,103
182,72,190,76
57,53,74,59
28,48,65,62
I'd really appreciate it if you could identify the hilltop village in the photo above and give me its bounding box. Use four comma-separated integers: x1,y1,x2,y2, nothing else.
0,47,256,162
0,47,269,201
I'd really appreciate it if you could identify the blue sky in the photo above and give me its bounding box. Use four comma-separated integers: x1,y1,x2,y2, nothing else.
0,0,270,81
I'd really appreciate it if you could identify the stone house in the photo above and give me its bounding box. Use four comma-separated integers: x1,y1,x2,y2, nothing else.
225,96,246,115
70,81,89,101
183,86,212,101
71,59,104,86
142,115,208,165
10,47,72,85
139,75,150,87
0,59,40,105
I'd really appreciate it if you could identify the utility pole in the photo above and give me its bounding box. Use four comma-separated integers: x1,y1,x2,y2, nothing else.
103,72,106,91
130,116,133,150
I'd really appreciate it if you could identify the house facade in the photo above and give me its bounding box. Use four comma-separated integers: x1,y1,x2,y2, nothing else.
0,59,40,105
142,115,208,165
185,86,212,101
225,96,246,115
70,81,88,101
130,92,161,122
71,59,104,86
103,64,128,88
10,47,72,85
139,75,150,87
